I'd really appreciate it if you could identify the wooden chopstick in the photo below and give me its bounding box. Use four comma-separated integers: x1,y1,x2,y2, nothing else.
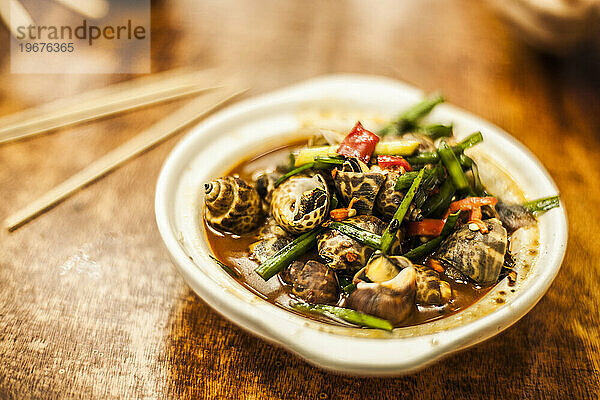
4,86,248,231
0,68,218,126
0,68,225,144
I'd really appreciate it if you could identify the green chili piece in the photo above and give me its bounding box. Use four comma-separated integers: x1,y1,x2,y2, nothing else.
437,141,469,191
418,123,453,139
405,132,484,165
380,95,445,136
274,163,315,188
290,301,393,331
523,195,560,213
380,168,425,254
326,221,382,249
209,255,241,278
255,228,322,281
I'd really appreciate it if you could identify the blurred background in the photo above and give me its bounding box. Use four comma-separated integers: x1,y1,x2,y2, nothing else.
0,0,599,398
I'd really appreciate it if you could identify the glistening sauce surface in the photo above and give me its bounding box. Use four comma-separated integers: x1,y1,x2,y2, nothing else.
204,142,493,328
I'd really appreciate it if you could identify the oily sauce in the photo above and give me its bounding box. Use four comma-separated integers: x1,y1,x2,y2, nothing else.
204,142,492,328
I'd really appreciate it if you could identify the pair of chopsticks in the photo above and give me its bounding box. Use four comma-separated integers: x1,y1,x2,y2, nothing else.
0,68,225,144
4,69,247,231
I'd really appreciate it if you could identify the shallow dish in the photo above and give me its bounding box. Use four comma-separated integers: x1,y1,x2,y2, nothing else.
155,74,567,375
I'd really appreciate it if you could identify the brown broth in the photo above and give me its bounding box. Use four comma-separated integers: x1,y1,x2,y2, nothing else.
204,141,492,328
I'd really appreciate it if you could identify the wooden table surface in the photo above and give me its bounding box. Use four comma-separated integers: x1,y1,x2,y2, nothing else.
1,0,599,398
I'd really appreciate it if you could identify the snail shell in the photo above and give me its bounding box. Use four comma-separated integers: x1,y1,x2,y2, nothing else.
359,252,413,283
204,176,262,234
271,174,330,235
317,215,387,271
436,218,508,286
375,170,404,219
414,265,452,306
356,253,452,306
254,171,281,206
280,260,339,305
249,217,292,263
334,169,385,215
346,266,417,326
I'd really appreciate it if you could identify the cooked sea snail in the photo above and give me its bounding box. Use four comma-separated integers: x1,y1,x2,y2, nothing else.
414,266,452,306
375,170,404,219
333,161,385,215
495,201,537,234
317,215,387,271
249,217,292,263
345,265,417,325
435,218,508,286
280,260,339,305
357,252,413,282
204,176,262,234
271,174,330,234
254,171,281,205
357,252,452,306
203,97,559,330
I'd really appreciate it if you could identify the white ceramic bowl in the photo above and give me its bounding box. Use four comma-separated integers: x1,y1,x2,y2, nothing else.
155,74,567,375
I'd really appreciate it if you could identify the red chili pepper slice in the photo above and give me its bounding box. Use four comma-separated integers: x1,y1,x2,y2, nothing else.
427,258,445,273
336,121,380,164
443,196,497,219
469,206,482,220
468,219,489,234
377,155,413,171
406,219,445,237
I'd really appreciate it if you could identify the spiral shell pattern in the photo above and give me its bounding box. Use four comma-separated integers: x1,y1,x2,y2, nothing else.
204,176,262,234
375,170,404,219
271,175,329,234
359,254,448,305
249,217,292,263
436,218,507,286
318,215,387,271
346,266,417,326
334,170,385,215
414,265,452,305
280,260,339,305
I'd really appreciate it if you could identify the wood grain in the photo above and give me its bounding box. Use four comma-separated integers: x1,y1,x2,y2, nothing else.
4,87,246,230
0,0,599,398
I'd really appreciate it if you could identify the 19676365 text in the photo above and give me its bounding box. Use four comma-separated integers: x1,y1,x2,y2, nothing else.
18,42,74,52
